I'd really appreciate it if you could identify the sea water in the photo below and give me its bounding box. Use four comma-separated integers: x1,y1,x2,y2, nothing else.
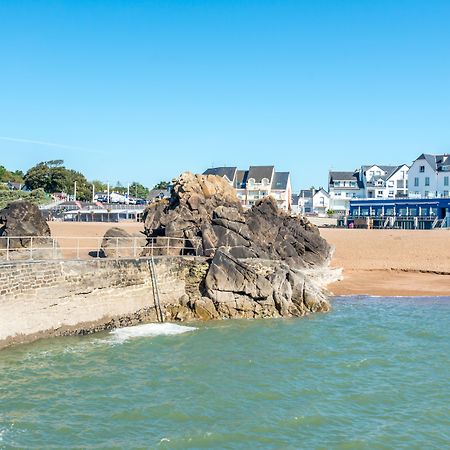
1,296,449,449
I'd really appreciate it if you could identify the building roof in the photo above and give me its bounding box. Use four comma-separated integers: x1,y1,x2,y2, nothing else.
234,170,249,188
247,166,275,183
291,194,300,205
203,167,237,182
415,153,450,171
329,171,357,181
314,188,330,198
329,171,364,189
299,189,314,198
362,165,399,178
148,188,171,200
271,172,290,190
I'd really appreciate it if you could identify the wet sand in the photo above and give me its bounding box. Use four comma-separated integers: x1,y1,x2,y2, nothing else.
320,228,450,297
48,222,450,297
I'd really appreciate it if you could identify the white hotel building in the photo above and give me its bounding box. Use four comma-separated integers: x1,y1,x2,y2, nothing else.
408,153,450,198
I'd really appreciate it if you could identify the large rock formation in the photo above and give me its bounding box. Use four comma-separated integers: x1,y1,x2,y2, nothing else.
142,172,337,319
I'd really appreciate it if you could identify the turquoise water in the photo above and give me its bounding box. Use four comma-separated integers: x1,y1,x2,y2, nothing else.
1,296,449,449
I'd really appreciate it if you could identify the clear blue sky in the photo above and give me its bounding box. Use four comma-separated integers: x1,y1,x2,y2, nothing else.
1,0,450,191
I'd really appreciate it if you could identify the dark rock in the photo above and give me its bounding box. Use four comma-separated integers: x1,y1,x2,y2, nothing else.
0,201,60,260
0,201,51,246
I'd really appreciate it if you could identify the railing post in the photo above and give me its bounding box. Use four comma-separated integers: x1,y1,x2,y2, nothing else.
151,238,154,257
167,237,170,255
6,236,10,261
52,237,56,260
29,236,33,261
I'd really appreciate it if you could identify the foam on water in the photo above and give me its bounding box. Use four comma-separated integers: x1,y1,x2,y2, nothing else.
109,323,197,342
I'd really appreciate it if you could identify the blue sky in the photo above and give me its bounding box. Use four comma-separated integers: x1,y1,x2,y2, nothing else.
1,0,450,191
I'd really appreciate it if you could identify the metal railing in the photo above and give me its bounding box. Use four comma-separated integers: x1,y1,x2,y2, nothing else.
0,236,200,263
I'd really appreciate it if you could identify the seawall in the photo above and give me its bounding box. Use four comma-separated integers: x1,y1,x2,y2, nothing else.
0,258,206,349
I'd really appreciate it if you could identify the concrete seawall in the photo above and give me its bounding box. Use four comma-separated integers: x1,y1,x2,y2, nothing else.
0,258,204,349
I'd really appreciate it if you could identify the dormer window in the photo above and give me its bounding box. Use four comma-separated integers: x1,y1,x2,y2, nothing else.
247,178,255,188
262,178,270,186
420,165,425,173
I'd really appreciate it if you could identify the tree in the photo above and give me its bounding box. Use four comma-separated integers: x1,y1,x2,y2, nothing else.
130,181,150,199
24,161,91,200
153,181,170,190
91,180,107,192
0,166,24,183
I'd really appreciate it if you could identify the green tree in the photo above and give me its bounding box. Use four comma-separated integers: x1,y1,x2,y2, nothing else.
0,166,24,183
24,161,91,200
153,181,170,190
91,180,107,192
130,182,150,199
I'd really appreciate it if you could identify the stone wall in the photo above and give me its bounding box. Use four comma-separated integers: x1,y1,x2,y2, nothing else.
0,257,202,349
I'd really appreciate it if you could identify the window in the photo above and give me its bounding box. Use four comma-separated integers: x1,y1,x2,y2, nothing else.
444,176,449,186
420,165,425,173
425,177,430,186
424,191,429,198
414,177,419,187
444,191,449,197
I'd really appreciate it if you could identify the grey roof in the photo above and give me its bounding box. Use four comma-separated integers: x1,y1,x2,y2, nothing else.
247,166,274,183
329,171,357,181
148,188,171,200
234,170,249,188
291,194,300,205
329,171,364,188
203,167,237,182
415,153,450,171
362,165,399,178
299,189,314,198
271,172,290,190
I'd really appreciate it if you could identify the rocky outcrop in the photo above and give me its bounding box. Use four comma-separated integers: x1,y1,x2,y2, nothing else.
0,201,59,259
101,227,147,259
142,172,337,319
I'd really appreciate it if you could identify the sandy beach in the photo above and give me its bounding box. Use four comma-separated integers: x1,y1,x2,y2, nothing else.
320,228,450,297
48,222,450,297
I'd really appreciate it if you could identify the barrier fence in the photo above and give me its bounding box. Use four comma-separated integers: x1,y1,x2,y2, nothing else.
0,236,200,262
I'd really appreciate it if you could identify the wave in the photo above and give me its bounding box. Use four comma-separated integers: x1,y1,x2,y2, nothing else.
109,323,197,342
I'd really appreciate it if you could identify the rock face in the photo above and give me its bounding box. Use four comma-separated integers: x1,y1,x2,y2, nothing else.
0,201,58,259
101,227,147,259
142,172,335,319
0,201,51,243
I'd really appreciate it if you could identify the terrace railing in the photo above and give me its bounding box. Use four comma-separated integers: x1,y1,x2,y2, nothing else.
0,236,200,263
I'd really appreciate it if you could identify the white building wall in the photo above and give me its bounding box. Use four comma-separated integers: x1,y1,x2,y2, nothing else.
312,191,330,215
409,160,438,197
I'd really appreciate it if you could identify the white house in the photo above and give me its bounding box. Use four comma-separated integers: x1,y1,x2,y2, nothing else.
294,188,330,216
328,171,364,213
361,164,409,199
408,153,450,198
313,188,330,215
203,166,292,211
